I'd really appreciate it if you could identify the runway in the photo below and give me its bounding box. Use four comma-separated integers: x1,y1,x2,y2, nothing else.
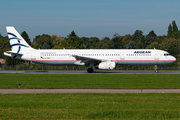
1,89,180,94
0,70,180,74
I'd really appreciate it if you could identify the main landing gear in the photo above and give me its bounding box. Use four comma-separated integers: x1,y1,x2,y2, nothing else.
87,67,93,73
154,65,158,73
87,64,94,73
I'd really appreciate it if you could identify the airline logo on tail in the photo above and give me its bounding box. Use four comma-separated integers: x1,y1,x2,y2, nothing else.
7,27,30,53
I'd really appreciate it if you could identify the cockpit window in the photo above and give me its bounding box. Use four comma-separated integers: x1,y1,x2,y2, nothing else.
164,53,171,56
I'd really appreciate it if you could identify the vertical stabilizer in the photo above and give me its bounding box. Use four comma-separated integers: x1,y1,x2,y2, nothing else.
6,26,33,53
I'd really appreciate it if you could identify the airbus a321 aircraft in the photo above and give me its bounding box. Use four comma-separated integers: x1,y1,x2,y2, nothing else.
4,27,176,73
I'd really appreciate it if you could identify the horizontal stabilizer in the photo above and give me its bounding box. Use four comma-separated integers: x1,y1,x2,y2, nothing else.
4,51,23,55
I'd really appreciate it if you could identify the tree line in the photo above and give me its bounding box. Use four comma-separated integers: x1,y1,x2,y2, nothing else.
0,20,180,67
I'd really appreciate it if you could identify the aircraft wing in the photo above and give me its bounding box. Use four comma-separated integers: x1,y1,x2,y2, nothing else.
72,55,102,64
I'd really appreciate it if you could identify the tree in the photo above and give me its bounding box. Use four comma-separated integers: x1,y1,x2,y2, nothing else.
0,36,10,56
111,33,123,49
144,30,157,48
122,34,132,48
147,30,156,41
57,39,73,49
21,31,31,45
160,39,180,59
167,21,178,38
98,37,111,49
5,56,24,65
56,30,83,49
33,34,53,49
67,31,82,48
137,36,145,49
126,40,136,49
80,37,89,49
132,30,143,45
167,24,173,38
42,42,51,49
51,35,64,49
69,30,77,37
146,42,159,49
155,36,165,44
172,20,178,34
173,30,180,39
101,43,110,49
88,37,100,49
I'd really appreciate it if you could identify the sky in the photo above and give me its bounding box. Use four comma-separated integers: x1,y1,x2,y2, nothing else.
0,0,180,41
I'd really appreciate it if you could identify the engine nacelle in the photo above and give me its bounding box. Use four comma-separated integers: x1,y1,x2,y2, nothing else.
98,62,116,70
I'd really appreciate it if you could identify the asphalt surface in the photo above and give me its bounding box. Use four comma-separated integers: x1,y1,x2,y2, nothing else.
1,89,180,94
0,70,180,74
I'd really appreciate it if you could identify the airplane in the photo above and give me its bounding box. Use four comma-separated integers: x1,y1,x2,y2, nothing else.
4,26,176,73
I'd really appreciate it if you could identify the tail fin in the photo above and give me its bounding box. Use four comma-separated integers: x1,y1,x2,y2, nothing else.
6,26,33,53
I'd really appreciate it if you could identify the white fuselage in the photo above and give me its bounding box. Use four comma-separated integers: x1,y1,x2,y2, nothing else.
18,49,176,66
4,27,177,72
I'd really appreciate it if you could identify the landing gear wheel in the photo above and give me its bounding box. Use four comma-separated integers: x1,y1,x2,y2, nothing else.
155,69,158,73
87,68,93,73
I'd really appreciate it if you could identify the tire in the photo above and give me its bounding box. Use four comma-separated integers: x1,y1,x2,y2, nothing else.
87,68,93,73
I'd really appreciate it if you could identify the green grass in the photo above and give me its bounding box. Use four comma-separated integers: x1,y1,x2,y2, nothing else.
0,73,180,89
0,93,180,119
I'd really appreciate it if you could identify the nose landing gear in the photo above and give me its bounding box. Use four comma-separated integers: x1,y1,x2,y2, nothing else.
155,65,158,73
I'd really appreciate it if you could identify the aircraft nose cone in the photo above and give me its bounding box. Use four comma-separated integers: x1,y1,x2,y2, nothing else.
172,56,176,62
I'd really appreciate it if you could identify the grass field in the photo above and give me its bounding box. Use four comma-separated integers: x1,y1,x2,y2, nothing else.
0,93,180,119
1,74,180,119
0,73,180,89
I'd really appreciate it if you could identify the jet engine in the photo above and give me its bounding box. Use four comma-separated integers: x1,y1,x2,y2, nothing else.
98,62,116,70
